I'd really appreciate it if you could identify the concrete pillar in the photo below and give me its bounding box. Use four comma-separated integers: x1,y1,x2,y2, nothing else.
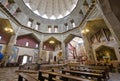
39,41,43,57
61,41,67,60
37,41,42,64
82,34,95,63
38,34,44,63
4,26,21,66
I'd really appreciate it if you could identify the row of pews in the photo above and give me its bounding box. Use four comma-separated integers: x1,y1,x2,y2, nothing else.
16,64,109,81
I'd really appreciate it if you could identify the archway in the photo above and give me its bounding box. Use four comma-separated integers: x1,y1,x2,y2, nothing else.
17,55,33,65
64,34,86,62
42,37,61,63
95,45,117,63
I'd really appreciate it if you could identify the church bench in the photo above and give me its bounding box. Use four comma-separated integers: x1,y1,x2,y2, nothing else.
67,65,109,78
18,73,39,81
70,68,108,80
62,69,106,81
38,70,94,81
15,70,38,74
80,66,109,79
40,64,66,70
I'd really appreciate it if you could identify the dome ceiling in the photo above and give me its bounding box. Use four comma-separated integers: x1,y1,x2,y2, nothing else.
23,0,78,20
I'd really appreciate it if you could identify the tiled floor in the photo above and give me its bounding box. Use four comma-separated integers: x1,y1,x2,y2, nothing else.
108,73,120,81
0,67,120,81
0,67,18,81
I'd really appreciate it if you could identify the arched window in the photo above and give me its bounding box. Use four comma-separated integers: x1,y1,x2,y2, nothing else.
48,25,52,33
25,42,29,46
36,44,38,48
64,23,69,30
54,25,58,33
70,20,76,28
35,23,40,30
0,36,2,40
27,19,33,27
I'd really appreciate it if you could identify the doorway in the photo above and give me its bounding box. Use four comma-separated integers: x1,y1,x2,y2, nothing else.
17,55,33,65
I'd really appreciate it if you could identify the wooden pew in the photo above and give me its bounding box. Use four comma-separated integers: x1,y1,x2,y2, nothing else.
18,73,39,81
16,70,38,74
70,68,108,80
38,70,94,81
67,65,108,70
81,66,109,79
67,65,109,79
62,69,106,81
40,64,66,70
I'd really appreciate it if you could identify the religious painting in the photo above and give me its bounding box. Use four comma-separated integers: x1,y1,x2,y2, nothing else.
33,49,39,63
8,46,19,63
95,45,117,62
0,46,2,51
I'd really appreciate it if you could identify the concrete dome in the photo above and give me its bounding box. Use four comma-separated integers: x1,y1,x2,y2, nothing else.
23,0,78,20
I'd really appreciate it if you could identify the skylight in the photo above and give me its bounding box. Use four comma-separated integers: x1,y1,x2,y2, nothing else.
34,10,40,16
42,14,48,19
50,15,56,20
25,3,32,9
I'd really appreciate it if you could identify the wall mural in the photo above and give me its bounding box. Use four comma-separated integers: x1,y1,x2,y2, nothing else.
8,46,19,63
0,46,2,51
0,46,4,60
95,45,117,62
33,49,39,63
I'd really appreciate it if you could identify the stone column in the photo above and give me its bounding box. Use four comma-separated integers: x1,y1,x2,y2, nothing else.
38,35,44,63
4,27,21,66
61,41,67,60
37,41,43,64
82,34,95,63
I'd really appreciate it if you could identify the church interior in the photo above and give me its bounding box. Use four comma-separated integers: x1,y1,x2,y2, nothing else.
0,0,120,81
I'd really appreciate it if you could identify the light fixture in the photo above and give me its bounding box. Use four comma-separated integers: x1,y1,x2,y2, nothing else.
81,30,85,34
81,29,89,34
85,29,89,32
49,40,55,44
5,27,13,33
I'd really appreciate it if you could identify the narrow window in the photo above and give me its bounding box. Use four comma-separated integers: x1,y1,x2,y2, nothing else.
22,56,28,65
0,36,2,40
54,25,58,33
70,20,76,28
79,9,84,16
48,25,52,33
25,42,29,46
36,44,38,48
65,23,69,30
35,23,40,30
27,19,33,27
